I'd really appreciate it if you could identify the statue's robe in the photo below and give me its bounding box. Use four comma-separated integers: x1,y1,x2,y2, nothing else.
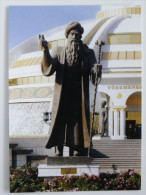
98,107,108,135
41,44,98,149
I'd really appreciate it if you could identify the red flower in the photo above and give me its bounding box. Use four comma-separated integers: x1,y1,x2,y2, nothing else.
14,187,19,193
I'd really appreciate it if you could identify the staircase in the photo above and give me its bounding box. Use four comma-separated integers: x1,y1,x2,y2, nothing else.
9,143,47,168
91,139,141,173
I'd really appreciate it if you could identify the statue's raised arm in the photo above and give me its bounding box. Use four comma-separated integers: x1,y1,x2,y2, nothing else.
39,34,57,76
39,34,48,51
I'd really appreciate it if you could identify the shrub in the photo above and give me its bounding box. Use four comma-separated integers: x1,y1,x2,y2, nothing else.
10,163,44,192
10,165,141,192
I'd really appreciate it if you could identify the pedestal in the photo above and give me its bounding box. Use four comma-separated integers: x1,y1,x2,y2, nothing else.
92,135,102,140
92,135,110,140
38,157,100,177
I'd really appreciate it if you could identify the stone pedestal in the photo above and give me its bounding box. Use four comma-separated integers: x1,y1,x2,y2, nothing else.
92,135,102,140
38,157,100,177
92,135,110,140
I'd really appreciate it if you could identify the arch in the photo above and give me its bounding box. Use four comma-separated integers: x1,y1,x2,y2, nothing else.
126,91,141,106
125,91,141,139
98,91,113,107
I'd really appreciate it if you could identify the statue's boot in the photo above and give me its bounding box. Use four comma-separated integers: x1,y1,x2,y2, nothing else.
69,147,74,156
55,145,63,156
69,147,89,156
74,152,80,156
69,147,80,156
78,148,88,156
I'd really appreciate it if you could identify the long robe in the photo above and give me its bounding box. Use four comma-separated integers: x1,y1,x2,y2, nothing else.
98,107,108,135
41,44,98,149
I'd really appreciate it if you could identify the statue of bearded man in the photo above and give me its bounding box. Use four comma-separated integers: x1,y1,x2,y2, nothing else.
40,21,102,156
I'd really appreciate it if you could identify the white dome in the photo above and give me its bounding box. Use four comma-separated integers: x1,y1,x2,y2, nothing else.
9,6,141,136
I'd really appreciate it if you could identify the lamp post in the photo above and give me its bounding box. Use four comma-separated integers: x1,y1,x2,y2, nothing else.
43,112,51,125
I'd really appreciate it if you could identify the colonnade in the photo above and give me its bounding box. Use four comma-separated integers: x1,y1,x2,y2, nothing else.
108,106,127,139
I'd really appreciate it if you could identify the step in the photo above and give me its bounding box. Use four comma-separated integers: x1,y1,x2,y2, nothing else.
93,157,141,160
92,139,141,141
90,140,141,172
98,165,141,168
92,153,141,155
93,161,141,163
93,143,141,145
94,145,141,147
92,148,141,150
92,161,141,164
9,143,18,149
12,148,33,168
93,146,141,148
92,140,141,142
93,144,141,147
12,148,33,155
27,155,48,164
92,159,141,162
91,151,141,154
92,153,140,155
94,165,141,168
94,155,141,158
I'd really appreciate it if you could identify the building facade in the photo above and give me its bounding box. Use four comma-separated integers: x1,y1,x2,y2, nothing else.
9,6,141,141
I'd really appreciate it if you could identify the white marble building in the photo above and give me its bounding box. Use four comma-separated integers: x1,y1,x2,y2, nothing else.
9,6,141,142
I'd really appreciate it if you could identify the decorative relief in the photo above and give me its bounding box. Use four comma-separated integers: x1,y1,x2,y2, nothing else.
11,56,42,69
97,7,141,19
108,34,141,45
107,85,141,90
101,50,141,60
112,106,127,111
9,102,50,135
9,75,54,86
9,89,21,99
36,87,53,98
9,87,54,100
21,88,35,99
116,93,122,99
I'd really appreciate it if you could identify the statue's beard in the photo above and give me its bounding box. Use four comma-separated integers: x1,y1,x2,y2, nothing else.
65,40,82,67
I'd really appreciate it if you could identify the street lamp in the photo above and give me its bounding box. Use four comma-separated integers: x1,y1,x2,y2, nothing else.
43,112,51,124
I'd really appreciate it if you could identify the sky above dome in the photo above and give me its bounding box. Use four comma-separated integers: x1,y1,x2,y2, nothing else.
9,6,101,50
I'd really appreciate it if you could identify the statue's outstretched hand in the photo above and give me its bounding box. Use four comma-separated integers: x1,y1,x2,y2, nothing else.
39,34,48,50
92,64,102,85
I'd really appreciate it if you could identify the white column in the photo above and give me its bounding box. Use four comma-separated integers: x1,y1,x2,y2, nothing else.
120,108,127,139
113,108,119,137
108,108,113,137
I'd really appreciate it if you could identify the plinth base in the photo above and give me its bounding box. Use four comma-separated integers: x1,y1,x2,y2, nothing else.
92,135,110,140
38,164,100,177
38,157,100,177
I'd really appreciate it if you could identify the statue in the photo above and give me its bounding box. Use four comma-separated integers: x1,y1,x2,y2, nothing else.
40,21,102,156
98,101,108,136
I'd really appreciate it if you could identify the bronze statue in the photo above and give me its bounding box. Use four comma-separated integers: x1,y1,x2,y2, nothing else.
98,101,107,136
40,21,102,156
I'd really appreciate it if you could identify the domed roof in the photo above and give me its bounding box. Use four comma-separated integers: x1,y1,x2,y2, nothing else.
9,5,141,103
9,6,141,136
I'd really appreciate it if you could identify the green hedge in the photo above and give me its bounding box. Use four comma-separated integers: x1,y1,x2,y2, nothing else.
10,164,141,192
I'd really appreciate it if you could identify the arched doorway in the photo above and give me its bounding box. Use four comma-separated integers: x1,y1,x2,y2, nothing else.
126,92,141,139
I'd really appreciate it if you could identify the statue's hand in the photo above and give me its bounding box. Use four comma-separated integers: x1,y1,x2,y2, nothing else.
93,64,102,77
39,34,48,50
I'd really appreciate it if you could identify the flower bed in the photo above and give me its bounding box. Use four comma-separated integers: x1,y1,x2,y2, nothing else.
10,164,141,192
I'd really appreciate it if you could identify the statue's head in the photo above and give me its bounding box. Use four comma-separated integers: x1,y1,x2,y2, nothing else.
101,100,106,107
65,21,84,39
65,22,84,67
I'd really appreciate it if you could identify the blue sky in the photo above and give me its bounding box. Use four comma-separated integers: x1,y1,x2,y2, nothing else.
9,6,101,50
